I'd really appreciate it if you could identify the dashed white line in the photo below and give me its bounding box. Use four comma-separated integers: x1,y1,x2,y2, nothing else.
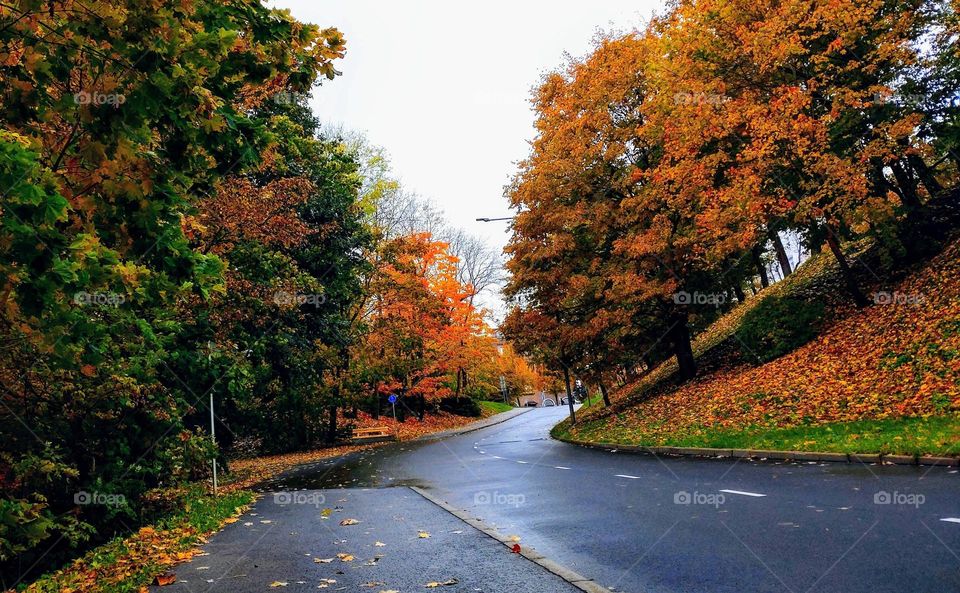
615,474,641,479
719,489,767,498
554,466,571,470
516,461,528,464
491,455,503,459
940,518,960,524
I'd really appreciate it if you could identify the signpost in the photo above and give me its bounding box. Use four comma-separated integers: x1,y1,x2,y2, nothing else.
210,392,218,495
388,393,397,423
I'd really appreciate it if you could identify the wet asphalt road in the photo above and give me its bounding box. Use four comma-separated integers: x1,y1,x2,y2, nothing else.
151,487,582,593
266,407,960,593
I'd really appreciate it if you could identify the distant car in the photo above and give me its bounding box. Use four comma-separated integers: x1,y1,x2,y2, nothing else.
524,401,538,407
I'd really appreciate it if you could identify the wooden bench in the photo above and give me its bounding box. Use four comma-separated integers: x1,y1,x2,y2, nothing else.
351,426,397,444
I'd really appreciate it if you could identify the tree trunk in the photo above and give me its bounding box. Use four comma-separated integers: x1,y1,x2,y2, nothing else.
825,227,870,307
562,364,576,425
751,246,770,288
668,313,697,382
907,154,942,198
769,230,793,276
890,160,921,211
417,393,425,421
326,405,337,444
731,283,746,303
372,389,380,420
598,380,611,407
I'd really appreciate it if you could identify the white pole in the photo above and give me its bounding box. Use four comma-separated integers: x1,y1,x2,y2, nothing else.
210,392,218,495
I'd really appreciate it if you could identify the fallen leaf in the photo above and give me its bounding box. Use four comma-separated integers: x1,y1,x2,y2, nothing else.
340,518,360,526
418,531,430,538
511,543,521,554
374,541,386,547
154,573,176,586
337,553,354,562
425,578,459,587
269,581,288,588
223,517,238,524
314,557,334,563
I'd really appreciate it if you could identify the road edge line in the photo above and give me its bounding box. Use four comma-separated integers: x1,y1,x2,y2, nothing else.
408,486,610,593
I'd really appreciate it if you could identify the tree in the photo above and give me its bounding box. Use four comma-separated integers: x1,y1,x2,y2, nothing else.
0,1,346,579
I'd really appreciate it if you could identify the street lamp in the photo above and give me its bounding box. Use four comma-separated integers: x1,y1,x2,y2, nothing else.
476,216,514,222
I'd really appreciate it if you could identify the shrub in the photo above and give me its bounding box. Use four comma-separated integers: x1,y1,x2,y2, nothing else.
738,296,826,363
438,396,482,417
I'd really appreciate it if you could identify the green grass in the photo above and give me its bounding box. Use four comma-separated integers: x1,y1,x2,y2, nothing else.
555,415,960,456
21,485,255,593
479,400,514,415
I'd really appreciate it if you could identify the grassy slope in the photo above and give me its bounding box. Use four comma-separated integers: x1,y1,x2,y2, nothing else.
556,239,960,456
479,400,515,415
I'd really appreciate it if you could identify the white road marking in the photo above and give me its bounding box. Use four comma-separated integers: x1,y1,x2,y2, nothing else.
615,474,641,479
554,466,571,470
940,518,960,524
491,455,503,459
516,460,528,464
478,450,485,454
719,489,767,498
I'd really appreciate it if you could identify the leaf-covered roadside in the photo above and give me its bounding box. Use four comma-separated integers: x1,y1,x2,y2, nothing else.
14,487,254,593
560,238,960,456
224,409,506,491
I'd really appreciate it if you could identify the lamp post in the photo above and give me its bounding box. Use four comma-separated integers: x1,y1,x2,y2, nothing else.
475,216,514,222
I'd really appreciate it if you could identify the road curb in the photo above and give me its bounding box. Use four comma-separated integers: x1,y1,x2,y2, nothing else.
413,407,534,442
554,436,959,467
409,486,610,593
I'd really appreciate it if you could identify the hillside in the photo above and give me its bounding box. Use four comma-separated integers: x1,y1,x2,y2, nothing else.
555,238,960,456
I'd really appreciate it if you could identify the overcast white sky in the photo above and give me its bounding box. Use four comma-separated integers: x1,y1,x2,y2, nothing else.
274,1,658,312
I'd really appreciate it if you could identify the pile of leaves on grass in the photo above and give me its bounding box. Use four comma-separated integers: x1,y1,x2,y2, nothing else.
566,238,960,448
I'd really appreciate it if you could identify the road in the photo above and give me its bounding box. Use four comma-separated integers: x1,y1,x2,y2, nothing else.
267,407,960,593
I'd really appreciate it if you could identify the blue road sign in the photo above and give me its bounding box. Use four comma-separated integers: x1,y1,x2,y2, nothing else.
388,394,397,404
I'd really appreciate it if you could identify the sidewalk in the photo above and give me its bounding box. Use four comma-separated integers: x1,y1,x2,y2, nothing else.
150,487,580,593
414,407,532,442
